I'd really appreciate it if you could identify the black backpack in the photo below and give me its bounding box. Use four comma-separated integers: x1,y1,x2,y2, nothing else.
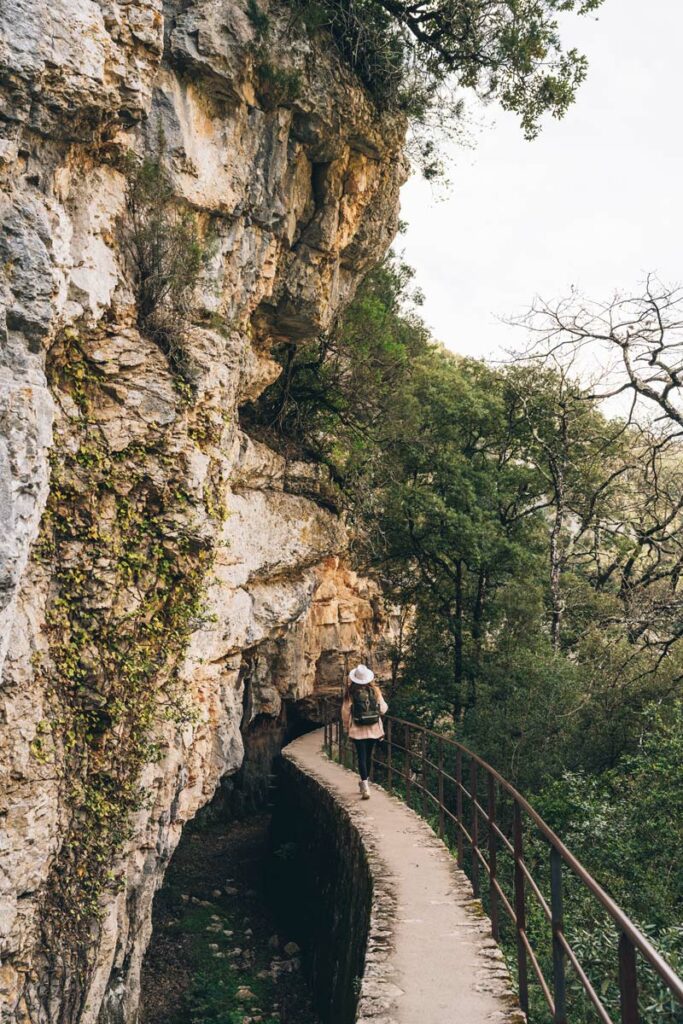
351,683,380,726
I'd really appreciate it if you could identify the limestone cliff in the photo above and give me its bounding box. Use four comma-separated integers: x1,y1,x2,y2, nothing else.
0,2,406,1020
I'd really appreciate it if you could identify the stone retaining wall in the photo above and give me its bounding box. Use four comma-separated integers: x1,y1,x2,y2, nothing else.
269,738,397,1024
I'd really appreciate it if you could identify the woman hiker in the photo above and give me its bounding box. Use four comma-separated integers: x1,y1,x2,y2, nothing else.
341,663,388,799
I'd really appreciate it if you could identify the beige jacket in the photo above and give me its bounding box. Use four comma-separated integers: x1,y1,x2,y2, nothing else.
342,686,388,740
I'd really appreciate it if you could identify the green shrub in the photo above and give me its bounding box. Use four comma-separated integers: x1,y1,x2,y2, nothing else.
247,0,270,34
256,61,303,108
120,152,209,387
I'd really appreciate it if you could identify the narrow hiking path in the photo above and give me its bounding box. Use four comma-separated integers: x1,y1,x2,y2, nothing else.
284,729,523,1024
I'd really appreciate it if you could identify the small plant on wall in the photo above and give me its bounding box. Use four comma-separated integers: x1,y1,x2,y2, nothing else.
120,146,210,388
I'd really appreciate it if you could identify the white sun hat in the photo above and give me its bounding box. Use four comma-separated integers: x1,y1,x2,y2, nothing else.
349,663,375,685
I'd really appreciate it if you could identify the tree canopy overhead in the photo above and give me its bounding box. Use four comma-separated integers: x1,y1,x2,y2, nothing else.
298,0,604,139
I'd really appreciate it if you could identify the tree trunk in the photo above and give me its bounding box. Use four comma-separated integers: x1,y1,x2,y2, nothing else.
549,477,564,650
389,604,408,694
452,559,464,720
469,567,487,707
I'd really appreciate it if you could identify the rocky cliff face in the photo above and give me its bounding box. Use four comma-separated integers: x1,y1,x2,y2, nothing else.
0,2,406,1020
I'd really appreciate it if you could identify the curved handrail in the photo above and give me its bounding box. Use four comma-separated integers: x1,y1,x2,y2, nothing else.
323,706,683,1024
386,716,682,1000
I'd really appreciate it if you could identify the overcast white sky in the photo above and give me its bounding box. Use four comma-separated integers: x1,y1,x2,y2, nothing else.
399,0,683,360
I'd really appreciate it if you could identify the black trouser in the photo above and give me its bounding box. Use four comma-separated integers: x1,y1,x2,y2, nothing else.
353,738,376,781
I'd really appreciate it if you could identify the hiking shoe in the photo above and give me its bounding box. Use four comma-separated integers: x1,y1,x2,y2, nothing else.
360,780,370,800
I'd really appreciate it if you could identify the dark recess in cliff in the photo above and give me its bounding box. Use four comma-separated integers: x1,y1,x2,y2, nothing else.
139,711,327,1024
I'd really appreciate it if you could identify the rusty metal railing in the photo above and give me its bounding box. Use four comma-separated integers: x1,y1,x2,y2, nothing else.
322,708,683,1024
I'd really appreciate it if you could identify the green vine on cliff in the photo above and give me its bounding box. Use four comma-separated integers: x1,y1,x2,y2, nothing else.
35,328,220,964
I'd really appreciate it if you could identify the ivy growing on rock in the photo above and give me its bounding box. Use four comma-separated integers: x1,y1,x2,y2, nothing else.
33,327,221,1008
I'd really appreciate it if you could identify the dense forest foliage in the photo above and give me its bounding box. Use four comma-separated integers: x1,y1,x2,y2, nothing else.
244,256,683,1017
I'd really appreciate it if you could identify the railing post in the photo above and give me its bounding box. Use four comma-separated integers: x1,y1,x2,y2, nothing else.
405,724,411,807
438,738,444,840
488,772,499,941
513,801,529,1016
618,932,639,1024
456,748,464,868
471,760,479,897
387,718,393,792
421,730,428,816
550,846,567,1024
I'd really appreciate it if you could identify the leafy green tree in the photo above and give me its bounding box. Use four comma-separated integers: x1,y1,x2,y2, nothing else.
243,255,431,483
297,0,604,140
531,703,683,1021
537,701,683,929
503,362,633,648
370,350,548,717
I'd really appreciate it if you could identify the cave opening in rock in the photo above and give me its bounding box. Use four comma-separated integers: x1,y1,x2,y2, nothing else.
139,709,323,1024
